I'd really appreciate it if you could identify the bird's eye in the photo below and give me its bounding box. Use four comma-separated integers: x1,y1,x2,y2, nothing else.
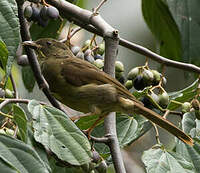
46,41,52,46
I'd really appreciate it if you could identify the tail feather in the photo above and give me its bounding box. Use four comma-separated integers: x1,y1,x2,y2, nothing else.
119,97,193,146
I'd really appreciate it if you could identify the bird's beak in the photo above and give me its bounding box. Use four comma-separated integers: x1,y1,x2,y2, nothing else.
22,41,42,49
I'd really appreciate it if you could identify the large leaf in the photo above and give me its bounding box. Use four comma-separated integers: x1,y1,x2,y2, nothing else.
13,104,28,143
93,114,152,157
21,66,35,92
167,79,199,110
0,134,49,173
174,112,200,172
0,40,8,70
0,0,20,77
28,100,92,166
142,145,195,173
142,0,181,60
167,0,200,65
30,20,62,40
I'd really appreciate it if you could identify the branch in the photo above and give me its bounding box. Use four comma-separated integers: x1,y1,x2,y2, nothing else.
47,0,200,74
46,0,126,172
16,1,68,114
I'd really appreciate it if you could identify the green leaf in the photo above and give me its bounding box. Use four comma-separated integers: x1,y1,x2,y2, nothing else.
142,145,195,173
142,0,181,60
174,111,200,172
0,134,49,173
76,114,102,130
13,104,28,143
93,114,152,156
0,0,20,77
30,20,62,40
167,0,200,65
28,100,92,166
0,40,8,70
21,66,35,92
167,79,199,110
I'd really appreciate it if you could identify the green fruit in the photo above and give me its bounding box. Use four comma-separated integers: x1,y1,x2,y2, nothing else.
115,61,124,72
96,43,105,55
82,40,91,49
127,67,139,80
162,76,167,86
158,92,169,108
151,70,161,85
181,102,191,113
0,88,5,98
5,89,14,98
142,69,154,85
24,6,33,19
115,71,123,79
125,80,133,90
94,59,104,69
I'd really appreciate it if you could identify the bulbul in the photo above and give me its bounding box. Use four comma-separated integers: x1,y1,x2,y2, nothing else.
23,38,193,145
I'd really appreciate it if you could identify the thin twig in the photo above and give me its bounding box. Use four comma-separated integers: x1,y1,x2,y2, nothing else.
10,73,18,99
90,135,109,143
152,123,161,144
92,0,107,14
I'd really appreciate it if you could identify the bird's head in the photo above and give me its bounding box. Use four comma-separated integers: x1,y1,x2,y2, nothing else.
22,38,73,59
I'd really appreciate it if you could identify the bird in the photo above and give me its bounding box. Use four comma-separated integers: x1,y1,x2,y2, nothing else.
23,38,193,146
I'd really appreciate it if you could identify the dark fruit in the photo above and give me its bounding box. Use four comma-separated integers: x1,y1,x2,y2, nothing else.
140,97,153,109
84,49,92,57
84,55,95,63
40,6,48,20
118,76,125,84
94,54,104,60
71,46,81,56
133,75,145,90
125,80,133,90
46,6,59,19
127,67,139,80
31,6,40,22
37,17,49,27
17,55,29,66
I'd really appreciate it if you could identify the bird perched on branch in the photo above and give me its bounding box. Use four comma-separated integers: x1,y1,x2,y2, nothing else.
23,38,193,146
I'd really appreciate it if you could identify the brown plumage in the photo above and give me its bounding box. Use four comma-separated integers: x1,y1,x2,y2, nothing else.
23,38,193,146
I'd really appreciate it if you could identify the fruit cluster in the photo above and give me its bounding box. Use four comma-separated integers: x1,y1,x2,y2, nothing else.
125,67,166,91
24,4,59,27
70,39,125,84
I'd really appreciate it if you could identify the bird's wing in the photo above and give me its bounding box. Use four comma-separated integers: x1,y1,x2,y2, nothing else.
60,57,141,103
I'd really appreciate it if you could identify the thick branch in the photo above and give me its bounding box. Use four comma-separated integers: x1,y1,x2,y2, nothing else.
46,0,200,74
16,1,67,113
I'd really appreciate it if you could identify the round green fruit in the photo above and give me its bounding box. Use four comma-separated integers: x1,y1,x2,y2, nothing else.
181,102,191,113
94,59,104,69
115,61,124,72
127,67,139,80
125,80,133,90
158,92,169,108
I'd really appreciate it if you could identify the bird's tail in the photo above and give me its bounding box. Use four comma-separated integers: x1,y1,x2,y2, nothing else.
118,97,193,146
